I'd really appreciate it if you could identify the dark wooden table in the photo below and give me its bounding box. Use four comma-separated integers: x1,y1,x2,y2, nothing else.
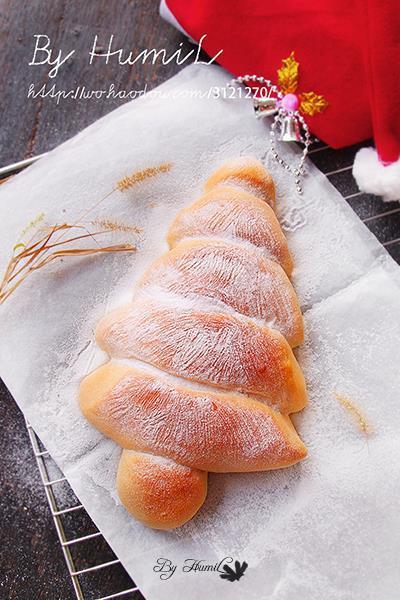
0,2,399,599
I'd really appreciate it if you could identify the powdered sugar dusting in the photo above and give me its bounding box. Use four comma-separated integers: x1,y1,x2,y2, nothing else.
167,185,293,274
96,297,306,414
87,154,308,523
136,239,302,346
91,368,303,471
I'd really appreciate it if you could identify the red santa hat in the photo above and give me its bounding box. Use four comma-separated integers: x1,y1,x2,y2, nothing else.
161,0,400,201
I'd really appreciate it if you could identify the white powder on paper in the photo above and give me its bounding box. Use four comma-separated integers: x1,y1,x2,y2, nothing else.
0,64,399,600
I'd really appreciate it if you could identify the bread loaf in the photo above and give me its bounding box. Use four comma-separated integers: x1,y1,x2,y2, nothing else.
79,157,308,529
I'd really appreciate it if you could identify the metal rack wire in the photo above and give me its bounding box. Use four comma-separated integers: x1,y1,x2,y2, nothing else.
25,419,144,600
307,142,400,263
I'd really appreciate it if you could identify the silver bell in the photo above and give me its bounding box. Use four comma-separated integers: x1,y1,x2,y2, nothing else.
253,97,278,119
278,114,301,142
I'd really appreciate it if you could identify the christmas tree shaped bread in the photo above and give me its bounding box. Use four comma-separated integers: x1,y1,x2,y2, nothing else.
80,157,307,530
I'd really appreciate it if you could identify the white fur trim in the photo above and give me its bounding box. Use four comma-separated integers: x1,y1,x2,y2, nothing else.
353,147,400,202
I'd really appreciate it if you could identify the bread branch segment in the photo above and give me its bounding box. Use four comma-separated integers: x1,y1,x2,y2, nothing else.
79,157,308,529
136,238,303,347
167,186,293,275
79,362,307,473
204,156,276,208
95,299,307,414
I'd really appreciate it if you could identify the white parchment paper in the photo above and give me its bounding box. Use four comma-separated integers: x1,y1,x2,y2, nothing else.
1,64,399,600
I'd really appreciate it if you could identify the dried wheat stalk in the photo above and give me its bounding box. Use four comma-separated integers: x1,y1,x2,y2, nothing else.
334,392,371,435
0,163,171,304
0,224,136,304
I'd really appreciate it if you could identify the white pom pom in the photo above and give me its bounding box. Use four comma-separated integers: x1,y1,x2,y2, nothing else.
353,147,400,202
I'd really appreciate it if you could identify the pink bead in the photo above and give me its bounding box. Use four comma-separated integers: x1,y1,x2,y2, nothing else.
281,93,299,112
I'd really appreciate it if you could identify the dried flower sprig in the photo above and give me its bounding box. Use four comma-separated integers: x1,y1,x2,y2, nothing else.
18,212,45,240
71,163,172,228
116,163,171,192
0,162,172,304
334,392,371,435
90,219,143,234
0,223,135,304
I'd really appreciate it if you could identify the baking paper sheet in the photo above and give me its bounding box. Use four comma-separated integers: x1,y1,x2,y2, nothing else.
1,64,399,600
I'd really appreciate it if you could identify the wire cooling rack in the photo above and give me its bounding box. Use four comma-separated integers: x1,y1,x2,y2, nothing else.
25,420,143,600
306,142,400,265
16,140,400,598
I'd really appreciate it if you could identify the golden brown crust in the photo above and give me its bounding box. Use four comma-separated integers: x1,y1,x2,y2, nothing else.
79,362,307,472
204,157,276,208
166,186,292,275
136,238,303,347
79,157,307,530
117,450,208,530
95,300,307,414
